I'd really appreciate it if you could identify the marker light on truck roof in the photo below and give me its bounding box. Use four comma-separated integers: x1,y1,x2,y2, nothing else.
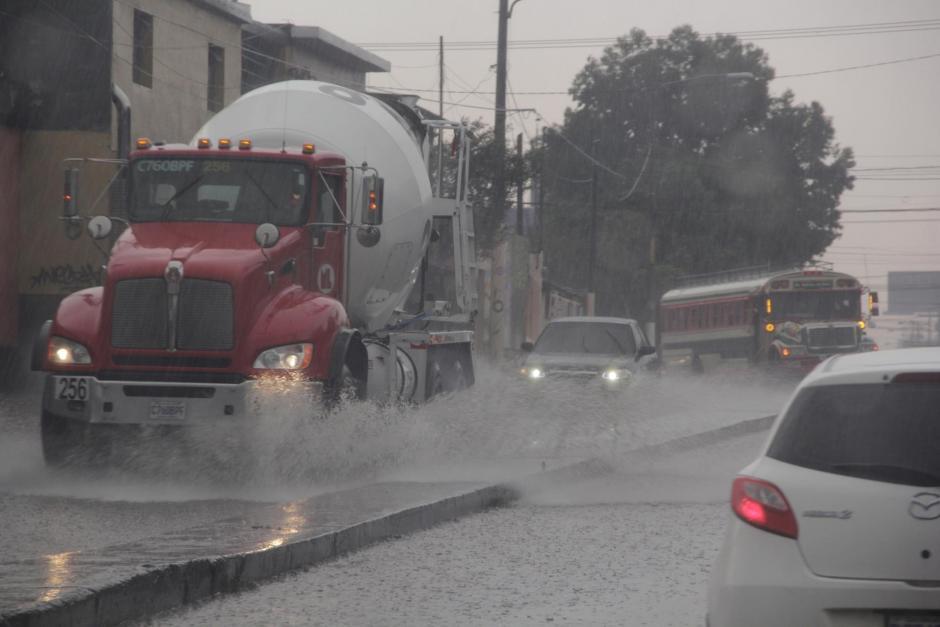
302,143,315,155
218,138,232,149
238,138,252,150
136,137,152,150
765,323,776,333
197,138,211,149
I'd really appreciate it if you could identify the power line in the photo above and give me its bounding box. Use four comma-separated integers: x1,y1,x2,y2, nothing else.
356,18,940,50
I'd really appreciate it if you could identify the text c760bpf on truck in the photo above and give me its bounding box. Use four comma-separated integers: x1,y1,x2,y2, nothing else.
658,266,879,373
34,81,477,466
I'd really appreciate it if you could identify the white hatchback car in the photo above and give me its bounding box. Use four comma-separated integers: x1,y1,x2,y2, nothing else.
708,347,940,627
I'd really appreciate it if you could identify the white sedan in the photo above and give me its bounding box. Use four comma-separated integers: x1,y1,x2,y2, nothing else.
708,347,940,627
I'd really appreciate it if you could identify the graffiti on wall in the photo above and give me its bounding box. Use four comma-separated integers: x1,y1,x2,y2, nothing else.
30,263,102,292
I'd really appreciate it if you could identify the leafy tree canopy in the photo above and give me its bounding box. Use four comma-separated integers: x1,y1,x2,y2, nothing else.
540,26,854,319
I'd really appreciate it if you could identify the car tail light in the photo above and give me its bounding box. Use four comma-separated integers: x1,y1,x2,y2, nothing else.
731,476,798,539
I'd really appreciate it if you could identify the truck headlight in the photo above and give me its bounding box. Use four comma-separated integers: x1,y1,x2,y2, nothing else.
48,336,92,365
253,343,313,370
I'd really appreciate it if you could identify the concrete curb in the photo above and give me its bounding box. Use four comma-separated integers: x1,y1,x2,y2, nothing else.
0,414,774,627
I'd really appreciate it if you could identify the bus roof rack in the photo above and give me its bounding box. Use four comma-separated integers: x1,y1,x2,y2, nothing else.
675,261,835,288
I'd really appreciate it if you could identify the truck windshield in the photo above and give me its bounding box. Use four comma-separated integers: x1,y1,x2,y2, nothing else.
771,290,860,321
130,157,309,226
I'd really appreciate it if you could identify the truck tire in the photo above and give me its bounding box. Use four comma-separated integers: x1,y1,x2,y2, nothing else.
40,410,84,467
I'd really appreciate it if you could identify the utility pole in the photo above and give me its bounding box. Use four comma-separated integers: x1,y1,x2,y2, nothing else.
494,0,509,228
587,137,598,315
436,35,444,197
537,126,546,253
515,132,524,235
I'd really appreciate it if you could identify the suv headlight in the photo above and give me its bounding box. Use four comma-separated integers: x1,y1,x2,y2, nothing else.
253,343,313,370
48,336,92,365
521,366,545,379
601,368,631,382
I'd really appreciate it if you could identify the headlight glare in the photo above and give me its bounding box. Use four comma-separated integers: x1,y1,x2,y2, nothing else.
253,343,313,370
527,367,545,379
602,368,630,382
48,336,92,365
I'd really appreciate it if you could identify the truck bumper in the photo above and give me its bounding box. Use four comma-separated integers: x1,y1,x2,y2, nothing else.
42,374,323,425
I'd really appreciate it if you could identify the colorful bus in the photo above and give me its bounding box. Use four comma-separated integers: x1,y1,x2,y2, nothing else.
658,267,877,372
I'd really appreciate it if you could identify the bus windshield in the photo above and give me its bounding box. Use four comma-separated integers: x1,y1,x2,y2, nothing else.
771,290,860,321
130,157,309,226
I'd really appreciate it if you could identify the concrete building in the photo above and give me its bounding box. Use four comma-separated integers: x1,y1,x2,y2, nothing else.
0,0,388,373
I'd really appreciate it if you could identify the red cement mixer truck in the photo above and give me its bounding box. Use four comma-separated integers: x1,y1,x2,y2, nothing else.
33,81,478,465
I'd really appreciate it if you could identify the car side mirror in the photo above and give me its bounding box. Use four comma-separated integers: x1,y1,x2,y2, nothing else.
636,345,656,359
521,341,534,352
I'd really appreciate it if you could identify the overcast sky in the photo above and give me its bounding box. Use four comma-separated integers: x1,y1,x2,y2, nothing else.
251,0,940,300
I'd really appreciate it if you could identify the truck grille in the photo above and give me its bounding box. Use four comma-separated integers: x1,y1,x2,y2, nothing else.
177,279,234,350
112,279,167,349
807,326,857,349
111,278,233,351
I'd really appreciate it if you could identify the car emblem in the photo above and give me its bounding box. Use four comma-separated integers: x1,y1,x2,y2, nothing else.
909,492,940,520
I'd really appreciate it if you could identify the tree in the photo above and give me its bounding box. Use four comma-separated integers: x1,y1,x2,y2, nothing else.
541,26,854,320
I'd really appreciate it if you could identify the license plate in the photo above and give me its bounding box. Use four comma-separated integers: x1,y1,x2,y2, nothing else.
887,615,940,627
54,376,90,401
148,400,186,421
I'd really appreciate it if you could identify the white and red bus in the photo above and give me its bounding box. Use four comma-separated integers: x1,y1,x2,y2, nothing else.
658,267,877,371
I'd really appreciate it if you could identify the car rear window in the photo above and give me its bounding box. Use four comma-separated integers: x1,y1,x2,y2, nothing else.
767,381,940,487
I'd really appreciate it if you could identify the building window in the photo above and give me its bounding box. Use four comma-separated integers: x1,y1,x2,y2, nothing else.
208,44,225,112
132,10,154,88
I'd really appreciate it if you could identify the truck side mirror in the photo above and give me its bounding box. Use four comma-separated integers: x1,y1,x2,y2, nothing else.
255,223,280,248
362,176,384,226
63,168,80,217
520,341,534,352
869,291,880,316
88,216,113,240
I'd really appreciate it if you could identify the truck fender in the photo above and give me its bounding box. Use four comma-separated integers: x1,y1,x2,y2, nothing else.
31,320,52,371
327,329,368,386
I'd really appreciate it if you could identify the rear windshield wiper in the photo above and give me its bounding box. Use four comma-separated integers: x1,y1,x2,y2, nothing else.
829,463,940,486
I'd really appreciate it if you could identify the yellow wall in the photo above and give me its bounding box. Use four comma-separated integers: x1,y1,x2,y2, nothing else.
18,130,116,297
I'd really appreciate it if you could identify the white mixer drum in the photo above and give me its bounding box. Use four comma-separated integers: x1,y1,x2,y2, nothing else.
193,80,433,332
